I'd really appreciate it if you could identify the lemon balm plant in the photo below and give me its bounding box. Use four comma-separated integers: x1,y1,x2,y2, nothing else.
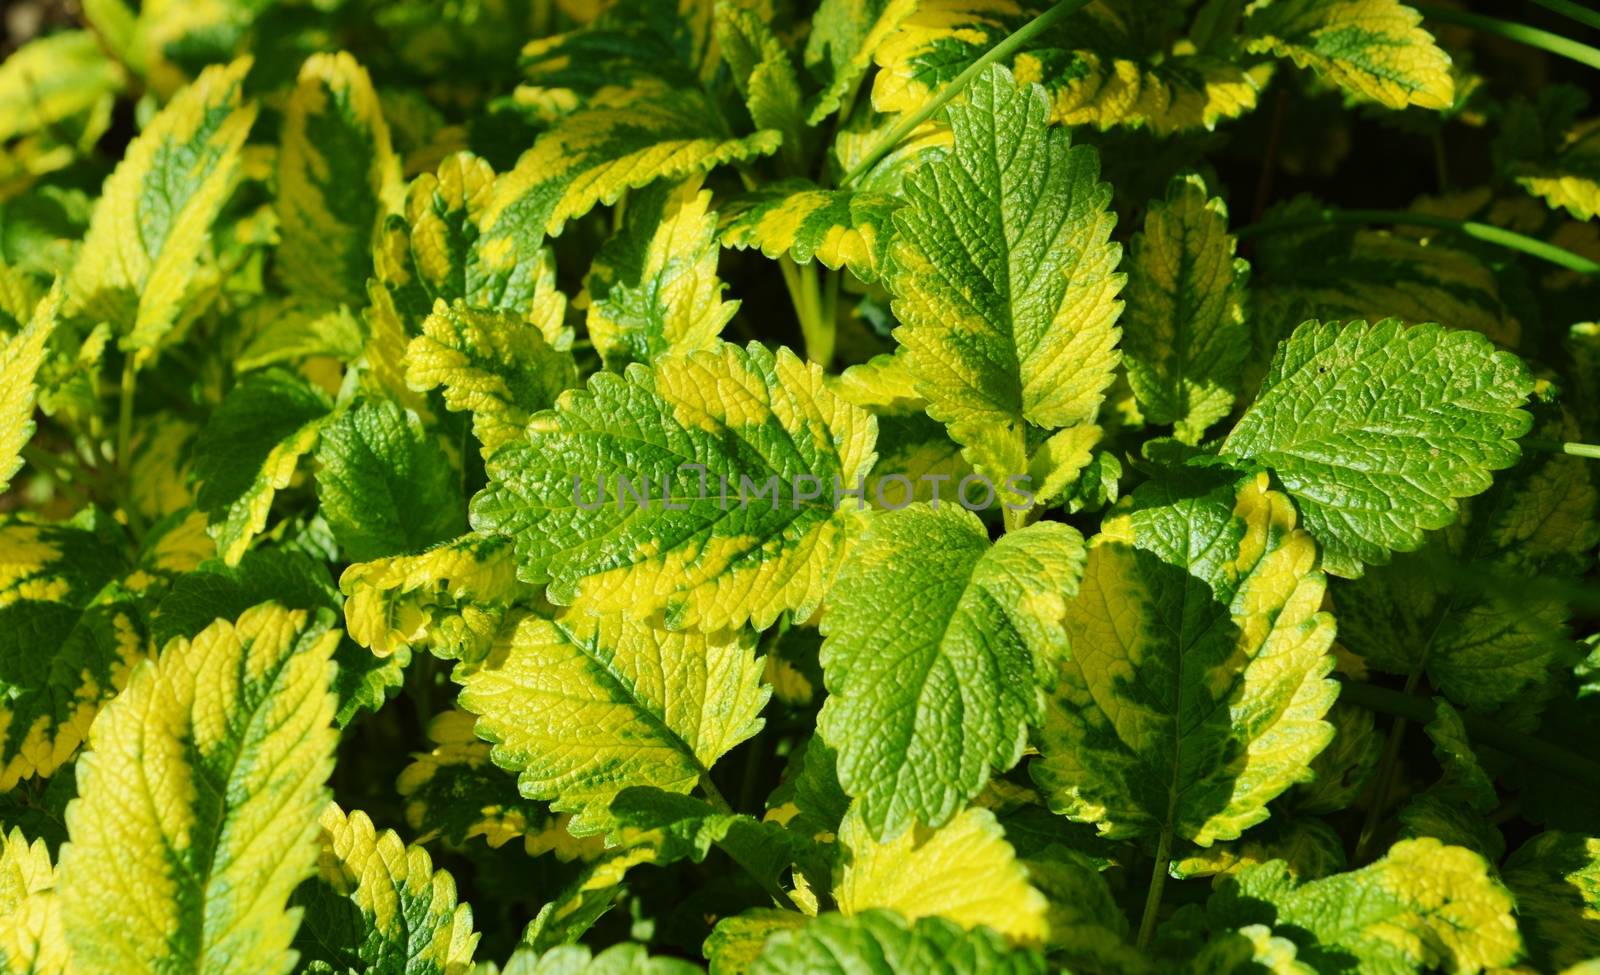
2,0,1600,972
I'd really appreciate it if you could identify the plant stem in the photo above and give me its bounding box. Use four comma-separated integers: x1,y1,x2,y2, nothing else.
1338,679,1600,784
1524,438,1600,459
1236,207,1600,274
1531,0,1600,33
839,0,1094,186
1412,4,1600,72
700,772,735,814
1136,826,1173,949
114,354,146,535
793,260,833,366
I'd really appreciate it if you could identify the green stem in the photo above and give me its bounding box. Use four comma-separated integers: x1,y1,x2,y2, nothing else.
1338,679,1600,785
1136,826,1173,949
1412,4,1600,72
1354,713,1410,863
699,772,735,814
114,354,146,536
1531,0,1600,33
793,259,833,367
1562,441,1600,460
1236,207,1600,274
839,0,1094,186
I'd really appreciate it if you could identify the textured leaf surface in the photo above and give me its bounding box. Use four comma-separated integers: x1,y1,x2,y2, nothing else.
817,504,1083,840
1243,0,1454,111
1213,838,1521,973
58,603,339,975
483,80,779,241
405,297,577,461
291,804,478,975
872,1,1265,133
0,288,57,494
0,828,66,975
584,178,734,368
314,398,465,561
340,532,533,664
888,64,1121,492
750,909,1046,975
716,5,806,170
835,807,1050,945
805,0,918,124
0,511,142,791
277,52,399,308
1221,320,1533,578
1502,831,1600,971
720,182,902,284
471,341,877,631
65,58,255,350
456,609,768,834
1122,174,1248,443
191,369,333,565
1033,471,1338,846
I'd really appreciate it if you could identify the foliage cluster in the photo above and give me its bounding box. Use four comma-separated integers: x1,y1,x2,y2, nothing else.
2,0,1600,972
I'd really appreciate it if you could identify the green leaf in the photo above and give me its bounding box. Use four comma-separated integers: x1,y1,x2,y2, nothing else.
720,182,903,284
277,52,399,309
0,287,58,493
1288,700,1381,815
1514,119,1600,222
1393,699,1504,858
804,0,918,125
583,177,736,368
871,2,1267,134
314,398,466,561
0,827,67,975
716,4,807,172
704,909,810,975
150,547,396,726
1333,408,1596,706
383,152,558,325
1220,319,1534,578
887,64,1121,502
1203,838,1521,973
1122,174,1248,443
0,31,121,144
398,710,600,861
817,503,1084,840
482,79,780,242
1250,201,1522,353
0,510,144,791
835,806,1051,946
749,910,1047,975
405,297,577,462
1243,0,1455,111
1502,831,1600,971
191,368,334,565
58,603,339,975
1032,471,1339,846
501,942,701,975
65,58,256,352
609,787,825,898
340,532,534,665
829,355,973,508
290,804,479,975
454,609,768,835
470,341,877,632
1171,816,1347,883
519,846,658,953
